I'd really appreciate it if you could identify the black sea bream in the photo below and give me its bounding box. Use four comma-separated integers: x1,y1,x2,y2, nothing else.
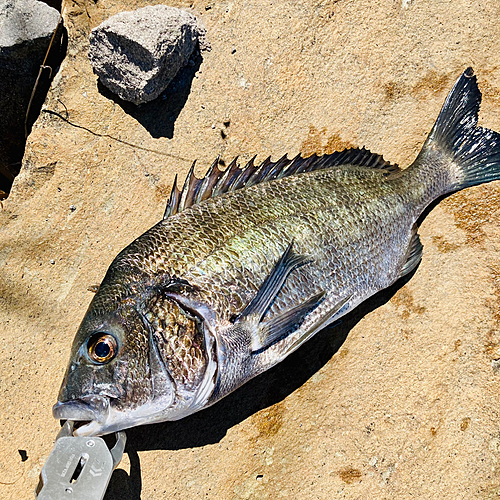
54,68,500,436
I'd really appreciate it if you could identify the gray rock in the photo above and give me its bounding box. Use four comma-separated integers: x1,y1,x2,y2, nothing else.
0,0,60,47
0,0,63,196
89,5,209,105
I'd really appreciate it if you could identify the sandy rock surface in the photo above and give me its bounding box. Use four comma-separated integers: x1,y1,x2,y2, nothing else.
1,1,500,499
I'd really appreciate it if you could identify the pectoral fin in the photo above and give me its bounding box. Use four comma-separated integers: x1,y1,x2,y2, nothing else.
280,292,352,359
235,241,311,323
231,241,325,353
251,291,326,353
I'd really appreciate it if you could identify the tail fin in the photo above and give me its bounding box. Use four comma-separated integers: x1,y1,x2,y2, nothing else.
420,67,500,191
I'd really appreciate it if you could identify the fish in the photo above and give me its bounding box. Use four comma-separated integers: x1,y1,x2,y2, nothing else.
53,68,500,436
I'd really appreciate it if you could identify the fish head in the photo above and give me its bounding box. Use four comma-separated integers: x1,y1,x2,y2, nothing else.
53,278,217,436
53,279,178,436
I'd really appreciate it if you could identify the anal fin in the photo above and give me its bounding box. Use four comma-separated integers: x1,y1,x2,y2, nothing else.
399,226,423,279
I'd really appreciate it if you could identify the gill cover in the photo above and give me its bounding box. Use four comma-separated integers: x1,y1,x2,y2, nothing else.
145,293,219,416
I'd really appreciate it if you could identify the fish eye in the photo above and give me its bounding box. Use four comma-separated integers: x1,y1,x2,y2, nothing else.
87,333,118,364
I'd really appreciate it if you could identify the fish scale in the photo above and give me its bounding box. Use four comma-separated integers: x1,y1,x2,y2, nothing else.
146,297,207,389
53,68,500,436
181,168,411,319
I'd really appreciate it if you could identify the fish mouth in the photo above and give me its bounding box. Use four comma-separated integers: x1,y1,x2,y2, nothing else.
52,395,110,428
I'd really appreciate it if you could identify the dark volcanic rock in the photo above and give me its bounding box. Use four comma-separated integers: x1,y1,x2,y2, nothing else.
88,5,208,105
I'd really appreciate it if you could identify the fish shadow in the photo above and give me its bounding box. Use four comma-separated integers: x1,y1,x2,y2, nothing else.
97,49,203,139
104,447,142,500
103,270,415,499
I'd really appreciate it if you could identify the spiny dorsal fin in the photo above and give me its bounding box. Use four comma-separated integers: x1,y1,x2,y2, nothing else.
163,148,399,219
163,173,181,218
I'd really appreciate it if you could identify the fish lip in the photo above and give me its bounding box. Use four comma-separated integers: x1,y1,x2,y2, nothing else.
52,395,110,424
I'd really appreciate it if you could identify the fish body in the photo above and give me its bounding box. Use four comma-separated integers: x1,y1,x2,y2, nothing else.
54,68,500,436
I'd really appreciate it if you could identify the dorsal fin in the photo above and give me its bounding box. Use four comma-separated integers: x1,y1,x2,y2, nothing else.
163,148,400,219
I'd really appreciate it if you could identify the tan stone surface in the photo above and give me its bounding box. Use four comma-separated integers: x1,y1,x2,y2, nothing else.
1,0,500,498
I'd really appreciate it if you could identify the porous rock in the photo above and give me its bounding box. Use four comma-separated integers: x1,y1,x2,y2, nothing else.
0,0,62,196
88,5,208,105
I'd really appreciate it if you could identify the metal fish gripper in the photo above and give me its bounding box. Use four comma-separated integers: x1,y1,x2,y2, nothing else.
35,421,126,500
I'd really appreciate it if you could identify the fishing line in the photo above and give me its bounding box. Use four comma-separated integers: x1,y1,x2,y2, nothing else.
42,107,191,162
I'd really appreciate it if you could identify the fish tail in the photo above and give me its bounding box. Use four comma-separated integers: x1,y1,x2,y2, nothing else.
411,67,500,195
